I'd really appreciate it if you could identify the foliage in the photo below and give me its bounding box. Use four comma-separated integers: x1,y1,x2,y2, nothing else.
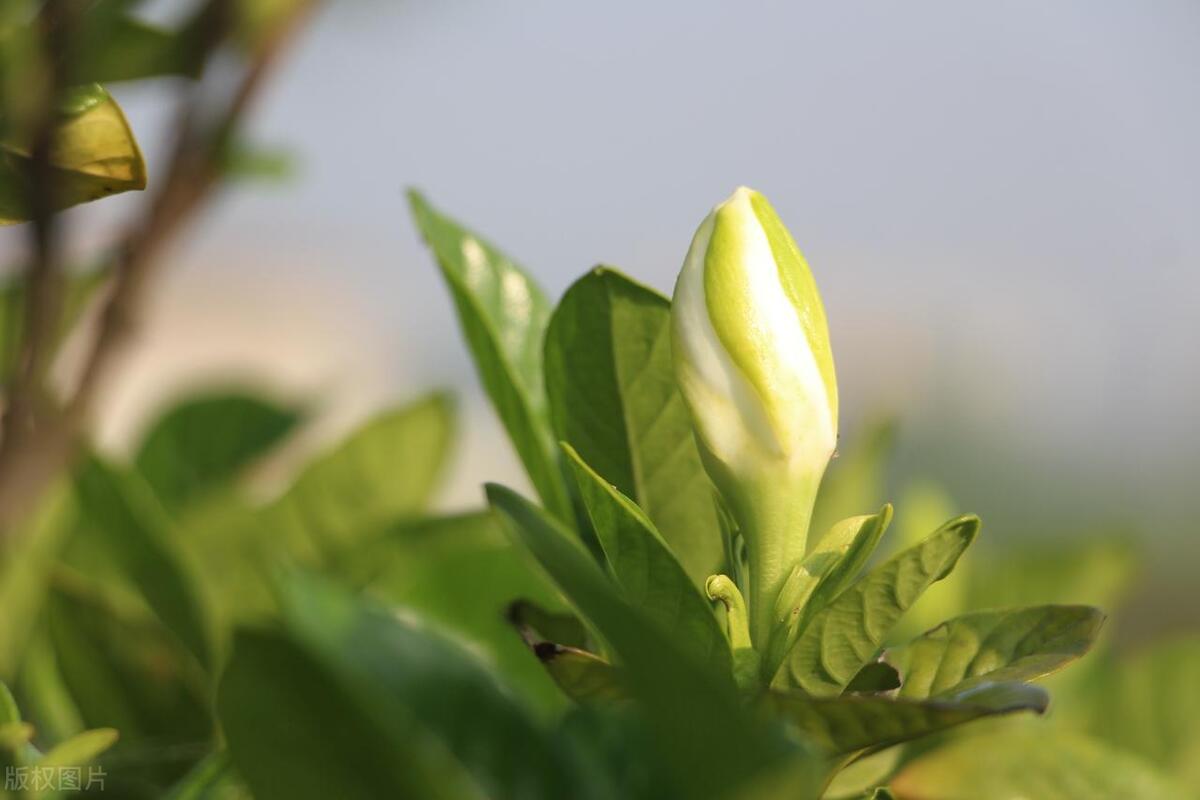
0,6,1192,799
406,194,1118,796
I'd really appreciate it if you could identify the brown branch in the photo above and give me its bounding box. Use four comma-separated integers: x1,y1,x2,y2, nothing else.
1,4,77,467
0,0,318,531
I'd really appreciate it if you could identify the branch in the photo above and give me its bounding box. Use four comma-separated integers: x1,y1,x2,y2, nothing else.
0,0,318,531
0,4,77,468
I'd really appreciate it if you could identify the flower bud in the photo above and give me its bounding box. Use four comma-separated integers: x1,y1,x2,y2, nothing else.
671,187,838,648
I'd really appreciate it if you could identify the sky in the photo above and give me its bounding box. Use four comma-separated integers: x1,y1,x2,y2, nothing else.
7,2,1199,563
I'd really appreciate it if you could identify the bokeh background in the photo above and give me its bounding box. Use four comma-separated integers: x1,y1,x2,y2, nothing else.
10,2,1199,632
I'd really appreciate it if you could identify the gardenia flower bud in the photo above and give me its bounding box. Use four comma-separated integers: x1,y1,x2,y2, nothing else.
671,187,838,648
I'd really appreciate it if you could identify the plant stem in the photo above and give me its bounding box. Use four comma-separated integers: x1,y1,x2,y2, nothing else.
734,473,821,650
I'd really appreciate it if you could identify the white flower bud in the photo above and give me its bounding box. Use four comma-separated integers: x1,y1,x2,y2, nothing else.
671,187,838,647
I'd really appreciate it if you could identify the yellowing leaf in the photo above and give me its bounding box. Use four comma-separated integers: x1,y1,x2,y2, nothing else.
0,84,146,224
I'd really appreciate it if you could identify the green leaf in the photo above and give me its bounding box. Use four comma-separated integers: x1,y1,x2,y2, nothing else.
234,0,313,53
69,11,207,84
809,507,894,603
73,455,213,668
764,507,892,681
508,598,621,706
237,572,580,800
562,443,730,673
844,662,901,694
486,483,790,799
545,267,723,581
768,681,1046,757
35,726,118,771
0,84,146,223
0,678,40,764
507,598,591,651
219,628,475,800
823,749,900,799
1087,636,1200,791
780,515,979,695
888,605,1105,699
0,679,18,725
0,722,35,758
886,481,964,641
339,511,570,715
46,581,211,785
408,191,570,520
267,392,454,557
134,391,300,510
520,639,627,706
14,629,84,749
0,484,74,679
891,728,1187,799
724,755,825,800
164,751,246,800
218,139,297,183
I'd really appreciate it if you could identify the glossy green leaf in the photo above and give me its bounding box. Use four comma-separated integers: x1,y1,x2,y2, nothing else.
267,392,454,557
823,749,900,799
552,707,680,800
724,755,825,800
275,573,579,800
134,391,300,510
408,191,570,520
545,267,722,582
768,681,1046,757
891,729,1186,800
73,455,213,668
219,628,475,800
780,516,979,695
0,84,146,223
809,507,894,603
563,443,730,673
764,507,892,681
886,482,964,642
889,605,1104,699
486,484,789,799
340,511,569,715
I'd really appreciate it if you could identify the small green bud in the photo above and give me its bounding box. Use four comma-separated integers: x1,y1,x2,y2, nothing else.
705,574,760,690
672,187,838,647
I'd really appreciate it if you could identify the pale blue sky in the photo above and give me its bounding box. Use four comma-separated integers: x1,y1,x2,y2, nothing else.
8,2,1200,558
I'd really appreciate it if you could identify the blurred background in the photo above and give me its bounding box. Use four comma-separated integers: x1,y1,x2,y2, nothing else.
9,1,1198,632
